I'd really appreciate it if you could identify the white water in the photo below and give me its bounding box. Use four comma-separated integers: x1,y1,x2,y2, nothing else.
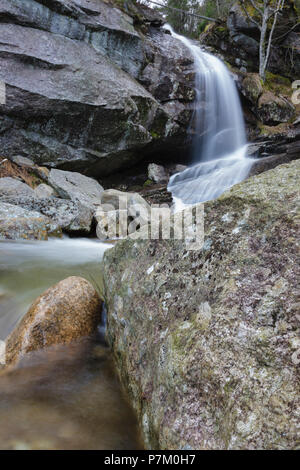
165,25,253,206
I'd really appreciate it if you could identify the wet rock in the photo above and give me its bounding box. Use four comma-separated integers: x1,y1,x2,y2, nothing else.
5,277,102,367
257,92,295,124
0,177,34,198
148,163,168,184
141,184,173,206
249,154,293,177
48,169,103,209
169,164,188,175
102,160,300,450
0,202,61,240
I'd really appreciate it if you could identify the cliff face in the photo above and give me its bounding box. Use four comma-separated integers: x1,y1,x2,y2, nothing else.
102,160,300,450
0,0,195,176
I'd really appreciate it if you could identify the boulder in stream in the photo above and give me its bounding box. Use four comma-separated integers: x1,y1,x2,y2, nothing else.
5,277,102,367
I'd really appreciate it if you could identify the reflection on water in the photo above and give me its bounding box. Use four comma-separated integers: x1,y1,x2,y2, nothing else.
0,337,143,450
0,238,143,450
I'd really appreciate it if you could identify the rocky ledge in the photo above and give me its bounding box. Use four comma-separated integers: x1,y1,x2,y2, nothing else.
0,0,195,176
102,160,300,450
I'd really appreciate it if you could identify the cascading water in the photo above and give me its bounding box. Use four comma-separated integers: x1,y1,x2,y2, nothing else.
165,25,253,206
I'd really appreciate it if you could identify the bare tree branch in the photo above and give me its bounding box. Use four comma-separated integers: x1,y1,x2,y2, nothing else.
239,1,261,30
248,0,264,16
264,0,285,72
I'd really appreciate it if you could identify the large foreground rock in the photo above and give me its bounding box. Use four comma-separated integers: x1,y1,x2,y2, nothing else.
102,160,300,450
5,277,102,367
0,0,194,175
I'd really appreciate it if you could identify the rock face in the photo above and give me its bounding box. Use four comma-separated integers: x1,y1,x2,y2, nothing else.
102,160,300,450
5,276,102,366
0,0,194,175
0,202,61,240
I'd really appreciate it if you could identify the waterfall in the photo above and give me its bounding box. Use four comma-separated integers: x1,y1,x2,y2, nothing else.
165,25,253,207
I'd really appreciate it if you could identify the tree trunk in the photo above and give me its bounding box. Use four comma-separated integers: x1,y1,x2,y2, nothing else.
259,7,269,82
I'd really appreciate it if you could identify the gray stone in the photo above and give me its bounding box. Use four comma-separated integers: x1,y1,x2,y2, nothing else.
48,169,104,209
0,202,61,240
148,163,168,184
0,196,93,235
34,183,55,199
11,155,36,168
0,177,34,198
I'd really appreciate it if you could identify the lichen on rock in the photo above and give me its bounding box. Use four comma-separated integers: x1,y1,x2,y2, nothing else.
102,160,300,450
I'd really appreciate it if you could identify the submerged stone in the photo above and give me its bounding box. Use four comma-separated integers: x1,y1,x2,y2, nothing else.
5,276,102,367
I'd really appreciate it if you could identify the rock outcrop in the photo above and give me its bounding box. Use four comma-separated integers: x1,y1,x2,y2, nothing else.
0,0,195,176
0,162,107,236
102,160,300,450
5,276,102,366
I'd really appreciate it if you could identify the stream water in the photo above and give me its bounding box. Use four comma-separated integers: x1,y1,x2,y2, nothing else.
0,239,143,450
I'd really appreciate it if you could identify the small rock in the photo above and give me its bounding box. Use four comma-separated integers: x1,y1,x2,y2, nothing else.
5,276,102,367
34,166,50,181
48,169,104,210
11,155,35,169
0,177,34,198
169,164,188,176
34,183,55,199
148,163,168,184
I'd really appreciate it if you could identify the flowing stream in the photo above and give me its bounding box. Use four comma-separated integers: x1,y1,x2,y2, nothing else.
165,25,253,206
0,239,143,449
